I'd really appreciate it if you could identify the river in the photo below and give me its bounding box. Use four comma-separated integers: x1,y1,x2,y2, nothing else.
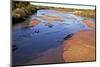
12,10,94,65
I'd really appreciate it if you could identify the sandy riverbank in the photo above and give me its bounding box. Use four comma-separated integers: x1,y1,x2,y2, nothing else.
82,19,95,29
63,30,96,62
26,30,95,65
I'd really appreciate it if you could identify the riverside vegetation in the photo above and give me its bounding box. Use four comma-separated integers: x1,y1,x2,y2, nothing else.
12,1,95,25
12,1,96,65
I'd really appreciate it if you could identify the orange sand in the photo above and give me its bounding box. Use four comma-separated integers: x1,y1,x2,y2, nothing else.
82,19,95,29
63,30,96,62
30,19,40,26
36,16,62,21
45,23,53,26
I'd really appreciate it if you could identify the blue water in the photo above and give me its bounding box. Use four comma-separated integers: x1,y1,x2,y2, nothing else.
12,10,93,65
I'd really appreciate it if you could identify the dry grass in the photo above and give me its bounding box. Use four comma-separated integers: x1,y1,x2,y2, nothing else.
73,10,95,18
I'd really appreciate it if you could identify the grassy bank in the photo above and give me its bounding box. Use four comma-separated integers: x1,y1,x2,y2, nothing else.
73,9,95,18
12,1,95,25
12,1,37,24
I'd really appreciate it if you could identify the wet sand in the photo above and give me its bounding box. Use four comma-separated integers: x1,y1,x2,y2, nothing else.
63,30,96,62
82,19,95,29
27,44,64,64
30,19,40,26
35,15,62,21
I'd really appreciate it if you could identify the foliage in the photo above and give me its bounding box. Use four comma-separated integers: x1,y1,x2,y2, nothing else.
12,1,95,24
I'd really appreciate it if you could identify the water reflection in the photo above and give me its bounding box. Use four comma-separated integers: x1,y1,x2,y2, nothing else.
12,10,93,65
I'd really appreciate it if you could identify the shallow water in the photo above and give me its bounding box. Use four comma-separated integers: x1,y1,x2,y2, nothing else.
12,10,93,65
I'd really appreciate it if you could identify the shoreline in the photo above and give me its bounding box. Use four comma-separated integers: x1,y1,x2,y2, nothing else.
63,30,95,62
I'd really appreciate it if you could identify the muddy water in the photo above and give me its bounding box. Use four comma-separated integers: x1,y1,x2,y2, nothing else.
12,10,94,65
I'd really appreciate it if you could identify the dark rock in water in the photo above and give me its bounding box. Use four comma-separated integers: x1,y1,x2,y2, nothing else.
12,45,17,52
48,25,53,28
34,30,40,33
64,34,73,40
45,23,53,28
